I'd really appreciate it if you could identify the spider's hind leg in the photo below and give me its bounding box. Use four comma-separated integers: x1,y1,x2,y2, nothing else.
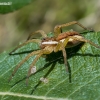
69,36,100,49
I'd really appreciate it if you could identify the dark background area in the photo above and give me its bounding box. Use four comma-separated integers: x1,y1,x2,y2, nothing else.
0,0,100,53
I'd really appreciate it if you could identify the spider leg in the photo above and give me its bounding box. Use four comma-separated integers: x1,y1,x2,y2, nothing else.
61,38,70,72
26,53,43,85
62,48,68,72
54,38,70,72
54,38,70,52
27,30,47,40
54,21,89,37
9,39,41,55
69,36,100,49
8,50,42,82
26,46,54,84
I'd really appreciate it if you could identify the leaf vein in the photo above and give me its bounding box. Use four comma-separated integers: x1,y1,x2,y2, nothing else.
0,92,69,100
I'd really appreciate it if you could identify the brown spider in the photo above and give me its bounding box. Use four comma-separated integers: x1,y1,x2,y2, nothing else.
9,21,100,83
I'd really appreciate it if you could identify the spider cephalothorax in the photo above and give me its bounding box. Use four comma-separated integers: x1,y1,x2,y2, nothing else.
9,21,100,83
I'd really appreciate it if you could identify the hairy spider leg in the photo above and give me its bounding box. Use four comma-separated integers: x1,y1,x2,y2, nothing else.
61,38,71,72
54,38,71,72
54,21,89,37
62,48,68,72
26,53,43,84
27,30,47,40
8,50,42,82
9,39,41,55
26,46,54,84
69,36,100,49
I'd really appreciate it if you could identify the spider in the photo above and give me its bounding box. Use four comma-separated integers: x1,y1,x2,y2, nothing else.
9,21,100,84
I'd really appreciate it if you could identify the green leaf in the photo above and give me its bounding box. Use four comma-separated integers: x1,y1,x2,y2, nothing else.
0,31,100,100
0,0,32,14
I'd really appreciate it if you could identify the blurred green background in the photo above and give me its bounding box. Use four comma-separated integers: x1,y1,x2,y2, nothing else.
0,0,100,53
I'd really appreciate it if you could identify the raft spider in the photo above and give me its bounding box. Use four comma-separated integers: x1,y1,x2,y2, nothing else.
9,21,100,83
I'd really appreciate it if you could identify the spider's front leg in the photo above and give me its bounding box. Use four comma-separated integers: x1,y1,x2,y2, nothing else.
54,21,90,37
27,30,47,40
9,39,41,55
10,30,46,55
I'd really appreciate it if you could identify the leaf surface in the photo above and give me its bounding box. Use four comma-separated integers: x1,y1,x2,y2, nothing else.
0,0,32,14
0,31,100,100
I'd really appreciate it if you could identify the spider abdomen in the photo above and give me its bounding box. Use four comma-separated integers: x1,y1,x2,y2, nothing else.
56,31,81,41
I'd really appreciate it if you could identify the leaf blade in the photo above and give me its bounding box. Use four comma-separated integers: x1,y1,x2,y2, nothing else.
0,0,32,14
0,31,100,100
